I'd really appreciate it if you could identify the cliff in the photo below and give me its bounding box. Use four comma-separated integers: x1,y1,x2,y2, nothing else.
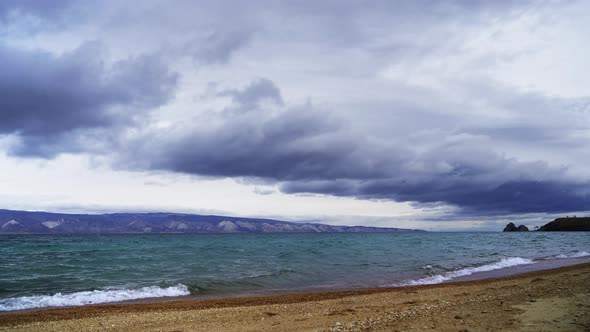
0,209,425,234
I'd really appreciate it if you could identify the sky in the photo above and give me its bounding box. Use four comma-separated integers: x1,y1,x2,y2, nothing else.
1,0,589,231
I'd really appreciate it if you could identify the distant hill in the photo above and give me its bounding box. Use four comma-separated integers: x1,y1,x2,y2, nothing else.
538,217,590,232
0,209,424,234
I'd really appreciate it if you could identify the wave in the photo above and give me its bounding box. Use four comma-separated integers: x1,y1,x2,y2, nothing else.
396,257,534,286
0,284,190,312
555,251,590,259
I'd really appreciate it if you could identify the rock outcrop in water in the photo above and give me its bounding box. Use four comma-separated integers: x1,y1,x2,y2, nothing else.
503,223,517,231
503,222,529,232
538,217,590,231
0,209,425,234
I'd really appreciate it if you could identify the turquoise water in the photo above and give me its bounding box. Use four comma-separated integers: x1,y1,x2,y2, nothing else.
0,232,589,311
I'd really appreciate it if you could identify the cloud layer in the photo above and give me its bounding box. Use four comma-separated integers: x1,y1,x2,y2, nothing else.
121,78,590,214
1,0,589,219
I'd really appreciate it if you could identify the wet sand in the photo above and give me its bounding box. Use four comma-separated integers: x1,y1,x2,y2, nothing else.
1,263,589,331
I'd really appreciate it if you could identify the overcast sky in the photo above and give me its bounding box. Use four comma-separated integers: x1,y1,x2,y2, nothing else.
1,0,589,231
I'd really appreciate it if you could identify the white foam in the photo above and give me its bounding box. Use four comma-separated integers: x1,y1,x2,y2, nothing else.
555,251,590,259
397,257,535,286
0,284,190,312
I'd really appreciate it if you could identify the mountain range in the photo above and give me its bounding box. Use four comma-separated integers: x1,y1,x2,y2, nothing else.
0,209,424,234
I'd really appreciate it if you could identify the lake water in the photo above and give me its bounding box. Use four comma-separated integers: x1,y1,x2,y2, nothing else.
1,232,589,311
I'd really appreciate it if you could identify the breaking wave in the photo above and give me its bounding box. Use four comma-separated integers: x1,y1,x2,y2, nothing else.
396,257,534,286
0,284,190,312
555,251,590,259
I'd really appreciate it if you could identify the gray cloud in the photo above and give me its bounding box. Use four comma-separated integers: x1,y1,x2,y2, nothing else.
253,187,275,196
0,0,90,34
0,0,73,20
119,77,590,215
218,78,284,108
187,29,253,65
0,42,177,157
278,137,590,214
122,79,375,180
2,0,589,219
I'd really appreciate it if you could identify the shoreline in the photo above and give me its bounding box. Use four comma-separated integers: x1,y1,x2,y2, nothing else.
2,262,589,331
2,254,588,312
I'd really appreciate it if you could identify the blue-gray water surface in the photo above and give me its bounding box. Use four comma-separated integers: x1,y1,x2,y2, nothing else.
0,232,589,311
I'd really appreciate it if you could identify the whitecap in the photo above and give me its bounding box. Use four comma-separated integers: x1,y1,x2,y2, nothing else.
396,257,534,286
0,284,190,311
555,251,590,259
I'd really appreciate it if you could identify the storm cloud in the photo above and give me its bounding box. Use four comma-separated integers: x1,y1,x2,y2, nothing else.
121,77,590,214
0,42,177,157
1,0,590,220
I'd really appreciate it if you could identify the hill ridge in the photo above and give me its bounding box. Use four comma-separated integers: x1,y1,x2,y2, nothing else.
0,209,425,234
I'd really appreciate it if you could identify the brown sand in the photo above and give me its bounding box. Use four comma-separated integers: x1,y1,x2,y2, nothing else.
1,263,589,331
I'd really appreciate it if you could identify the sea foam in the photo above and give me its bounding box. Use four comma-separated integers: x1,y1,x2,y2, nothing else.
397,257,534,286
0,284,190,312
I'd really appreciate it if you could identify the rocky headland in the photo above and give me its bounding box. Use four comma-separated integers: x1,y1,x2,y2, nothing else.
503,217,590,232
538,217,590,231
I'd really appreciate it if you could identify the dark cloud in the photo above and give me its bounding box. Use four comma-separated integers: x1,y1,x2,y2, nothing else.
276,133,590,214
122,78,405,181
120,77,590,215
282,180,590,215
0,42,177,157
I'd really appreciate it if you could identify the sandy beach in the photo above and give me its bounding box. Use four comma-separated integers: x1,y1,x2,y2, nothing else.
0,263,588,331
